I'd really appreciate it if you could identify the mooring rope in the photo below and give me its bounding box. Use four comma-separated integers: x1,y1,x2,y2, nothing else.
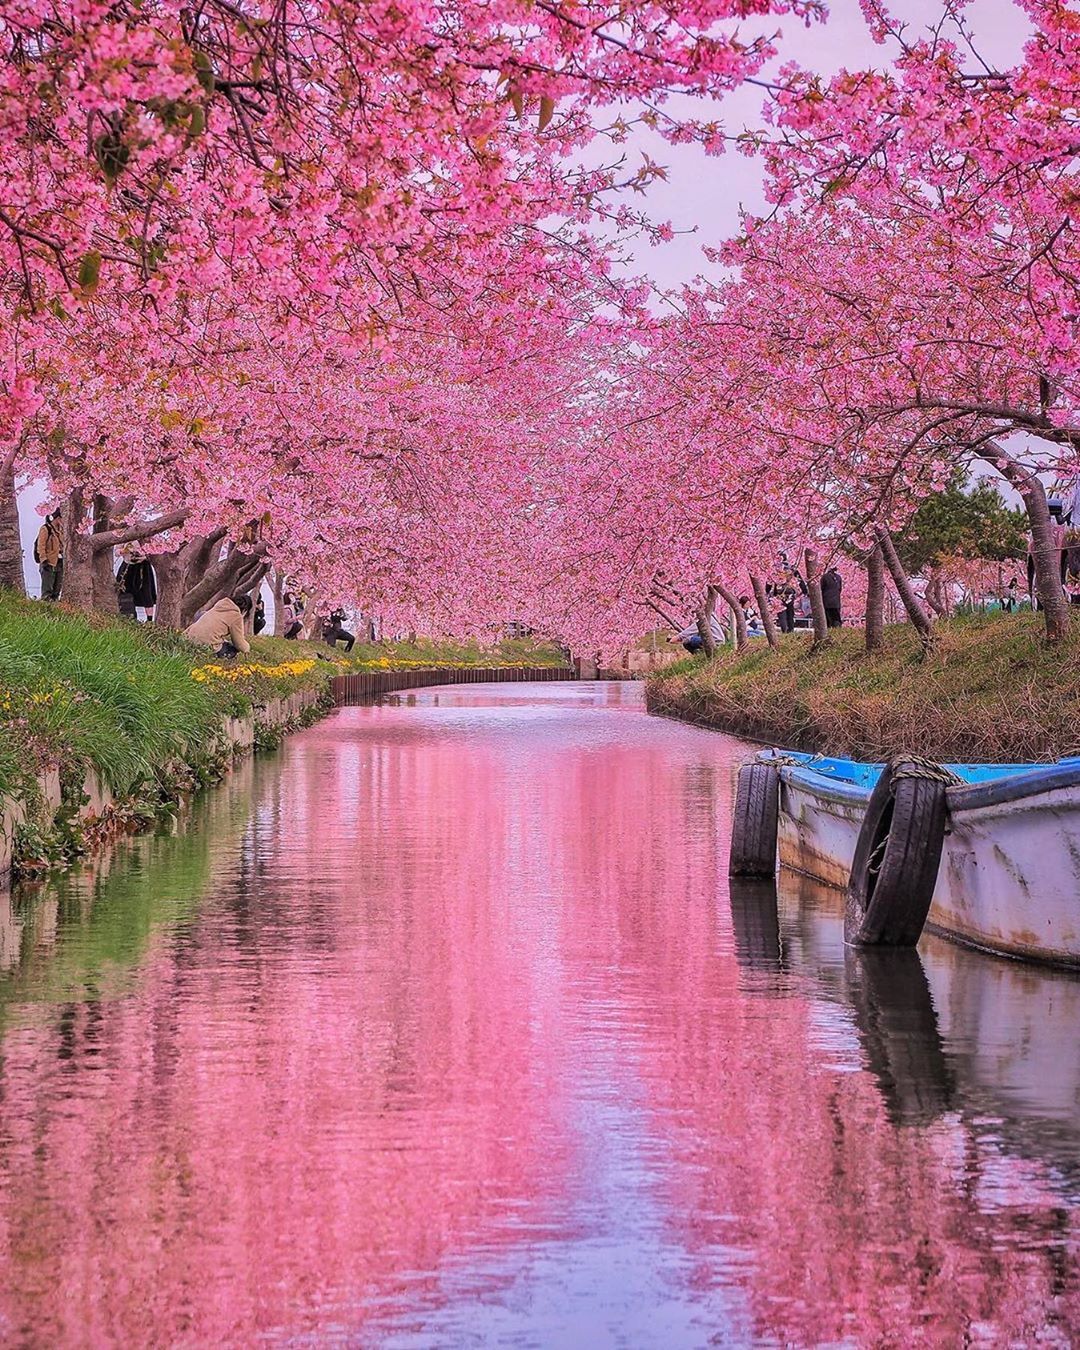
889,756,964,787
744,752,827,771
745,752,963,788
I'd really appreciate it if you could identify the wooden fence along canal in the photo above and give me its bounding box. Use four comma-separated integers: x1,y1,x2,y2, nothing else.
331,666,577,705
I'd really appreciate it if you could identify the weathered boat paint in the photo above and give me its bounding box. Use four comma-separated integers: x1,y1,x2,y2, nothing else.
776,774,866,891
762,750,1080,969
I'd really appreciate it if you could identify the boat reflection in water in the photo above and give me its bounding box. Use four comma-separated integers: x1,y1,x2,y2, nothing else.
0,684,1077,1345
727,878,786,979
775,869,1080,1177
845,946,956,1126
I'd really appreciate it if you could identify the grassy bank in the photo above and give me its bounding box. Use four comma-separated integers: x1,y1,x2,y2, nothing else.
647,612,1080,763
0,597,227,804
0,593,568,824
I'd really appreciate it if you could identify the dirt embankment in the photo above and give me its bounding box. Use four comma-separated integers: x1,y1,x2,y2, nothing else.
646,614,1080,764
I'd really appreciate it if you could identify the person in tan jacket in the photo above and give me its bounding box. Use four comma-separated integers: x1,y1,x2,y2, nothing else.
36,509,63,601
183,594,252,657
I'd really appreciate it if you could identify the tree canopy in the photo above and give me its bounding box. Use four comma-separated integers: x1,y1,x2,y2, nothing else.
2,0,1078,647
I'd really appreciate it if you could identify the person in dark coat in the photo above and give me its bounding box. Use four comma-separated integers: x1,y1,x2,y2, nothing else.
323,608,356,652
115,561,137,618
118,553,157,620
821,567,843,628
775,583,795,633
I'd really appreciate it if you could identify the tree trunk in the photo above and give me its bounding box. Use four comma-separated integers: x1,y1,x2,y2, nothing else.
924,569,949,619
0,452,25,594
181,546,262,627
804,548,830,648
232,557,268,599
865,545,885,653
209,556,267,623
977,440,1070,642
66,496,189,616
147,550,187,630
150,529,227,630
272,568,285,637
183,531,226,585
750,574,779,649
875,526,934,651
235,562,269,637
715,581,749,651
302,589,323,640
60,487,94,611
696,585,719,658
91,494,119,615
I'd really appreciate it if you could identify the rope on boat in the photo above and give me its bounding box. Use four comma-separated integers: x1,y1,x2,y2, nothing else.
747,751,963,788
889,757,964,787
746,752,826,770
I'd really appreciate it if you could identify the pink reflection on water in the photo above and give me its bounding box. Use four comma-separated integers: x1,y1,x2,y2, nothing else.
0,682,1076,1345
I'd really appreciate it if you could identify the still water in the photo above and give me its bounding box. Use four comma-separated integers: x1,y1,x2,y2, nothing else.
0,682,1078,1347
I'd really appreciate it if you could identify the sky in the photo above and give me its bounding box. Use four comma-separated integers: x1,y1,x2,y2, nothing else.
619,0,1031,288
17,0,1035,596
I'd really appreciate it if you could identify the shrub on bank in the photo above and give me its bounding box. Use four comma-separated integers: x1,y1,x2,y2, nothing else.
647,612,1080,764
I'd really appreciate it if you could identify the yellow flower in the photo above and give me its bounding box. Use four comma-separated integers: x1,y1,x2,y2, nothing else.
192,657,318,684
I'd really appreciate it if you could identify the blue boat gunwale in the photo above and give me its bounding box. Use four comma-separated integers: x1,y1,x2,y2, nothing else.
757,748,1080,813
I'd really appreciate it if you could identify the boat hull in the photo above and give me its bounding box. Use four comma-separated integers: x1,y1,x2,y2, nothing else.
777,776,864,892
774,765,1080,968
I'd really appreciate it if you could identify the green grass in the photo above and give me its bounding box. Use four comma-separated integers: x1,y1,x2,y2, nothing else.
0,593,569,801
334,633,570,669
647,612,1080,763
0,595,222,797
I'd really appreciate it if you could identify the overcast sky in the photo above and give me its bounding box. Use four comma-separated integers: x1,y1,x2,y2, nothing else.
620,0,1030,288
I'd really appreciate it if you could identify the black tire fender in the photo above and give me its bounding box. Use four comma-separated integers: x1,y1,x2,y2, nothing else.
845,758,949,947
729,762,779,878
845,946,954,1125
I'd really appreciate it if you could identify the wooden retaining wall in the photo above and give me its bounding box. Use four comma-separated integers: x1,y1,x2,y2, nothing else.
331,666,576,706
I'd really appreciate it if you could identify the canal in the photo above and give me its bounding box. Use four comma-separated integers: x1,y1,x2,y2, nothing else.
0,682,1078,1345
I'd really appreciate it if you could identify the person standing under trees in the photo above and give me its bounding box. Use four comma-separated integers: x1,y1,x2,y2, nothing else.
254,595,266,635
117,551,157,621
35,510,63,601
281,594,304,640
821,567,843,628
773,582,796,633
115,560,137,618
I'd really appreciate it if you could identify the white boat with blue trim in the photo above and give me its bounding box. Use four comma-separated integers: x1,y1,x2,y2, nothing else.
741,749,1080,968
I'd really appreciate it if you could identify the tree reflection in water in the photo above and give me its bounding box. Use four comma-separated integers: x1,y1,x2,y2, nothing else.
0,685,1075,1345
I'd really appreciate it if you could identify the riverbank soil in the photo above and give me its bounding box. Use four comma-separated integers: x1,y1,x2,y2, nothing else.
646,612,1080,763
